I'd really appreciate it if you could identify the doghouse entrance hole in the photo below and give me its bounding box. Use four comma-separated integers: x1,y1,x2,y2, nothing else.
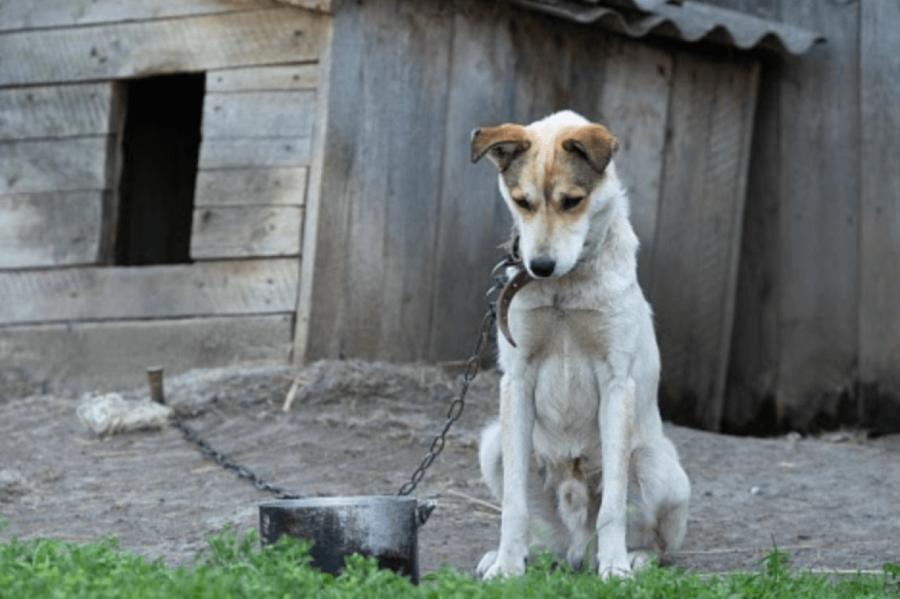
114,73,205,265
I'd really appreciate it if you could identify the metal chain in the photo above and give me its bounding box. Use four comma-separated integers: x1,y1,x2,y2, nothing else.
397,304,497,496
171,257,513,501
172,419,305,500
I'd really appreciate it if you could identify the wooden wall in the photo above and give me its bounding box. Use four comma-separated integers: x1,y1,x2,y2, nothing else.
712,0,900,433
298,0,760,430
0,1,328,393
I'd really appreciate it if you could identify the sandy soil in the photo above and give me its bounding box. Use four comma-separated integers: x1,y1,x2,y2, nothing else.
1,361,898,574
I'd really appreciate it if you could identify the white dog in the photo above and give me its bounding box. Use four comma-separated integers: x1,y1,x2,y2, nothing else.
470,110,690,580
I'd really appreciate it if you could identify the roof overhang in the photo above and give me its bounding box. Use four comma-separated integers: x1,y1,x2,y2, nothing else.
512,0,824,55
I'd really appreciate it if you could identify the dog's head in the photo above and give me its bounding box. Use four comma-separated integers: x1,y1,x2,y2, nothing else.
471,110,618,279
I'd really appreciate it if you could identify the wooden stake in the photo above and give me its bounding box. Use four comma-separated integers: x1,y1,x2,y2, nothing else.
147,366,166,405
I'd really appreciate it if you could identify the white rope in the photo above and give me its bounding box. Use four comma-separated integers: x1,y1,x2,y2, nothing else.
76,393,172,436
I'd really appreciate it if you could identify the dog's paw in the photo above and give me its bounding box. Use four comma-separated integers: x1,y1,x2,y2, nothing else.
475,550,498,578
566,546,592,572
479,551,526,580
628,550,655,571
598,558,632,581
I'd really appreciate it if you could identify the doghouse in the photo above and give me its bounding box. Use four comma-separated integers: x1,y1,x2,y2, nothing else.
4,0,863,434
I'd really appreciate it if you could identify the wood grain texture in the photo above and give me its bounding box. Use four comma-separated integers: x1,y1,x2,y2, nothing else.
198,137,311,169
305,0,453,361
859,0,900,421
0,259,298,325
0,83,114,141
651,52,759,430
772,0,860,427
202,90,316,139
275,0,331,14
723,53,783,433
597,40,672,286
292,17,333,365
0,8,325,86
0,137,108,194
371,2,452,361
305,0,756,380
207,64,319,92
0,314,293,394
0,191,102,268
190,206,303,258
0,0,279,32
195,167,308,206
426,9,518,361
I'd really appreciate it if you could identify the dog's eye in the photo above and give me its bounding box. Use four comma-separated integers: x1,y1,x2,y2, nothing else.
513,197,532,211
561,195,585,211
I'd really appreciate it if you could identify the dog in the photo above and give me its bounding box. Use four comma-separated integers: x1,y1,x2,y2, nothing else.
470,110,690,579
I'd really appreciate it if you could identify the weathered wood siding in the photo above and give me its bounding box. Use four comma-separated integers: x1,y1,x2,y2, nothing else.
0,0,327,392
192,63,315,262
716,0,900,432
299,0,759,428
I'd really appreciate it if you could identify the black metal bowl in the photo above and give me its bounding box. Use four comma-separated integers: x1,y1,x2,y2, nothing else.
259,495,434,583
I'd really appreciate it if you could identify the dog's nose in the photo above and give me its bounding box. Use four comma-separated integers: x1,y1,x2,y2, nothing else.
529,256,556,278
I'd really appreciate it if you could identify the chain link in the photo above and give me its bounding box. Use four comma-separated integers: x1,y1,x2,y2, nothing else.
172,259,511,501
397,302,497,496
173,419,305,500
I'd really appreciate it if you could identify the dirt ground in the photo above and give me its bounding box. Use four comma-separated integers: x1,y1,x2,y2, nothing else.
1,361,898,574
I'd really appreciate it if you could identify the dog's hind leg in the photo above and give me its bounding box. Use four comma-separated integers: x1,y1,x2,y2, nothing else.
627,438,690,563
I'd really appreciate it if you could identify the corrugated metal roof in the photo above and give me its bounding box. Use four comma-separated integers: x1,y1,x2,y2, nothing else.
512,0,824,55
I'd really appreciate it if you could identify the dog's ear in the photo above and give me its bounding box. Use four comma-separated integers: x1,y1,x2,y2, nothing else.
470,124,531,171
561,124,618,173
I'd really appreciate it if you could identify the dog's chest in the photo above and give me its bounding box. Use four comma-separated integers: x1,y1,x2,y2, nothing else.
511,293,610,459
511,291,611,361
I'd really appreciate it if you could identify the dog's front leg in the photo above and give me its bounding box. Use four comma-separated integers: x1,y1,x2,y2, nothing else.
483,375,534,579
596,376,635,579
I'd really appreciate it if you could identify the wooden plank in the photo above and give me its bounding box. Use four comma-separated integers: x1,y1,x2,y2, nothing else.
303,0,453,361
207,64,319,92
198,137,311,169
0,259,298,325
692,60,758,431
195,167,308,206
722,56,782,433
651,52,758,431
597,40,672,286
0,314,293,394
366,1,453,361
425,9,519,361
0,191,102,268
859,0,900,427
276,0,331,14
651,52,718,427
202,90,316,139
190,206,303,259
0,137,108,194
0,83,113,141
772,0,860,428
0,0,279,32
0,8,325,86
292,16,334,364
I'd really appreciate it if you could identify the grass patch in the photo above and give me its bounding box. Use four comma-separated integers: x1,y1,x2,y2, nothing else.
0,526,897,598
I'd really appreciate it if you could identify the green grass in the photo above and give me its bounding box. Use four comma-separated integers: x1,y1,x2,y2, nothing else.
0,525,897,598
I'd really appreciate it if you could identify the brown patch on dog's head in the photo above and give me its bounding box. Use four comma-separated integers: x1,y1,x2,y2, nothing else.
561,124,618,174
472,112,620,279
470,124,531,172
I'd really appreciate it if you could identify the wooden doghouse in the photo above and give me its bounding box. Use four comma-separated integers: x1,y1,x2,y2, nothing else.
0,0,820,432
298,0,819,431
0,1,330,392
